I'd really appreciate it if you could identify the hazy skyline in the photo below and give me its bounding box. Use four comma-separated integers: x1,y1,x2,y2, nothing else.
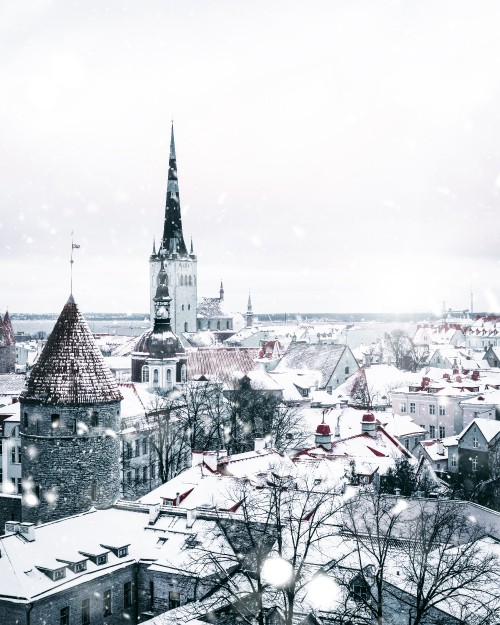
2,1,500,315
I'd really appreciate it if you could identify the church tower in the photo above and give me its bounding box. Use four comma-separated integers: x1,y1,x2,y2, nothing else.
150,124,197,335
20,295,123,524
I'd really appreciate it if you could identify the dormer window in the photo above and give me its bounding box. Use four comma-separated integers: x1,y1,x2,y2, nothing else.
101,543,130,558
79,548,110,565
36,564,67,581
97,555,107,565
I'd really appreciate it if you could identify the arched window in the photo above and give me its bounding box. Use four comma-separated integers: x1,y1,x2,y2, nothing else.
182,304,184,311
181,364,187,383
167,369,172,382
188,304,190,310
189,275,192,286
180,275,183,286
217,321,221,330
142,366,149,383
153,369,159,384
184,322,188,332
227,320,231,329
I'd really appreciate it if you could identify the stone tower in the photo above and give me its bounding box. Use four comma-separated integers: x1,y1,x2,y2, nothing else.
0,310,15,373
20,295,123,524
150,124,197,334
132,259,186,389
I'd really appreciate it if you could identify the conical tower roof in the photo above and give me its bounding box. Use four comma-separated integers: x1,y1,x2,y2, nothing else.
21,295,122,405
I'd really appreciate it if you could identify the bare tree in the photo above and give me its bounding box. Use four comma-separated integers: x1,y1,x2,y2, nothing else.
385,330,427,372
348,367,372,409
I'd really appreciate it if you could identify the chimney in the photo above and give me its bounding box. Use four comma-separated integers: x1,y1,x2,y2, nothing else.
186,508,197,529
218,449,228,459
18,522,35,542
203,451,217,472
148,504,160,525
4,521,20,535
191,450,204,467
254,438,266,452
395,488,401,496
436,441,444,455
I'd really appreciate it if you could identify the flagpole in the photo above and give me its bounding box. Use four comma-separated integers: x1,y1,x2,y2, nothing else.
70,231,74,295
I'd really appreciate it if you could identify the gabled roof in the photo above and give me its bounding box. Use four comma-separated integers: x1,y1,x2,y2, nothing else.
187,348,259,381
21,296,122,405
459,417,500,443
275,343,349,388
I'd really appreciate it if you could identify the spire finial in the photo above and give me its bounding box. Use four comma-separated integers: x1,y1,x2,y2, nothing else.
152,238,156,255
190,237,194,254
170,121,176,160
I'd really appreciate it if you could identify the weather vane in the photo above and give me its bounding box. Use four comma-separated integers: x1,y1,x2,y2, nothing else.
70,231,80,295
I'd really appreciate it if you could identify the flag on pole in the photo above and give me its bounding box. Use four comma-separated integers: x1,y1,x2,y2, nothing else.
72,243,80,249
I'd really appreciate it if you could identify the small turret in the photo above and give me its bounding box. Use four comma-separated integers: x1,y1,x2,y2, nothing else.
361,411,376,437
219,280,224,302
315,413,332,448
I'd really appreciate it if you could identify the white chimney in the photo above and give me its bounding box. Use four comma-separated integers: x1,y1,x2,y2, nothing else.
218,449,228,459
18,522,35,542
186,508,197,529
148,504,160,525
437,441,445,455
191,450,204,467
254,438,266,451
4,522,20,535
203,451,218,472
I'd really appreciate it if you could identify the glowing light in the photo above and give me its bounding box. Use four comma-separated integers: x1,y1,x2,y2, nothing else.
305,575,341,610
261,557,293,588
390,499,408,516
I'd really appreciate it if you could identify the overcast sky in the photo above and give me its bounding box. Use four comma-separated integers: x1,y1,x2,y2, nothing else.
2,0,500,315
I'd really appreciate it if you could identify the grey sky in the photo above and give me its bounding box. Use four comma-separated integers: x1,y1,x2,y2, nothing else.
2,1,500,315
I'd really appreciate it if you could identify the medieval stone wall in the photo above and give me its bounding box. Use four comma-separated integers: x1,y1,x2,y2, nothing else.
0,344,15,373
20,401,121,524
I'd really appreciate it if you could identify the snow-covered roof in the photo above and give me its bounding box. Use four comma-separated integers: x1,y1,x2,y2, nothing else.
275,343,349,388
21,296,122,406
459,417,500,443
0,504,238,603
187,348,259,381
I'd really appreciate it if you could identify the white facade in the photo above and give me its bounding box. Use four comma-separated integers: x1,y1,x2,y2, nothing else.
0,404,21,495
150,255,197,335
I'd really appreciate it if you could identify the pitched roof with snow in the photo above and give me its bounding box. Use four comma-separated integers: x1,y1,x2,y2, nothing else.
459,418,500,443
187,348,259,381
21,296,122,405
276,343,348,388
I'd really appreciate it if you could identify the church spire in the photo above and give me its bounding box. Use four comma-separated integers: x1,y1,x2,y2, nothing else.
246,291,254,328
161,123,188,256
220,280,224,301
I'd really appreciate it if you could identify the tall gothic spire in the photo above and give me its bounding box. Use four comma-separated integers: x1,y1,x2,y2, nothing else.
162,123,188,256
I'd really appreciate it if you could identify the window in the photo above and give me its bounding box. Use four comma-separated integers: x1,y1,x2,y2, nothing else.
153,369,159,384
188,304,191,310
410,402,415,414
181,364,187,383
135,468,140,483
405,439,409,449
135,440,140,457
96,554,107,565
181,304,184,311
472,457,478,472
401,402,407,413
74,561,86,573
126,442,132,459
142,438,148,455
10,446,20,464
51,414,60,429
167,369,172,382
169,590,181,610
60,606,70,625
124,581,132,608
0,468,2,485
439,405,446,416
184,322,188,332
127,471,132,484
54,569,65,580
149,581,155,611
352,583,368,602
143,466,148,482
82,599,90,625
91,411,99,427
103,589,112,616
451,454,457,468
226,320,230,329
438,426,445,439
473,437,479,448
429,425,436,438
345,366,350,375
117,546,128,558
429,404,436,415
142,366,149,383
151,464,156,479
23,412,28,428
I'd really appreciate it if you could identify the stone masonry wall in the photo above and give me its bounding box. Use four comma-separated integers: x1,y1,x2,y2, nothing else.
20,400,121,524
0,344,15,373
